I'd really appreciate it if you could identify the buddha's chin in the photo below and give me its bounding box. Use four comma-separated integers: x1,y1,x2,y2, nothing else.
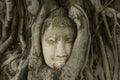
53,62,65,69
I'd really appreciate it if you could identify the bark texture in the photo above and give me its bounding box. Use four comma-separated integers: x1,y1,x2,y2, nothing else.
0,0,120,80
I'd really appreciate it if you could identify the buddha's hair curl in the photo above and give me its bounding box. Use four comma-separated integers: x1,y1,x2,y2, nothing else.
41,7,77,38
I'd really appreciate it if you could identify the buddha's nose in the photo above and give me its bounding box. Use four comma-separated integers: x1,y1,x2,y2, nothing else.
55,41,67,58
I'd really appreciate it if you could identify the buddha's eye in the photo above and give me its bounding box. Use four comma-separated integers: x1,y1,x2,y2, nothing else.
46,38,56,44
66,38,74,43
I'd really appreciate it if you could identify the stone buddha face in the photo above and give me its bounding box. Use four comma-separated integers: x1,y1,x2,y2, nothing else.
41,17,77,69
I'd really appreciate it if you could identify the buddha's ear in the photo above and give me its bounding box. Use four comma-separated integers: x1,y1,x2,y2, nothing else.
61,5,91,80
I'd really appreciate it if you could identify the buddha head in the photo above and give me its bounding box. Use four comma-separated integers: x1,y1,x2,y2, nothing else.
41,9,77,69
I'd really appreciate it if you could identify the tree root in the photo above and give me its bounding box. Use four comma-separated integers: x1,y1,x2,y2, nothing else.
84,66,94,80
102,11,112,39
1,48,21,69
94,63,105,80
79,32,91,80
99,35,111,80
1,18,9,40
112,21,119,80
105,7,119,80
18,18,26,50
11,57,28,80
5,0,15,21
0,9,18,55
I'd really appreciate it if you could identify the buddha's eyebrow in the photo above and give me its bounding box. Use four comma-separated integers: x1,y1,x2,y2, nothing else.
45,35,56,39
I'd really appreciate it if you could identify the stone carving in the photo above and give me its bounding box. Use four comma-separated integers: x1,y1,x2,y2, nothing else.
41,8,77,69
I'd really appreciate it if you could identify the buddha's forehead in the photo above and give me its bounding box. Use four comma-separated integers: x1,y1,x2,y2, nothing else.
44,25,75,38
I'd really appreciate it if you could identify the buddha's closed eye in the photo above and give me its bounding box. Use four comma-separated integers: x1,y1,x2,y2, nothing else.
46,38,56,44
65,38,74,43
